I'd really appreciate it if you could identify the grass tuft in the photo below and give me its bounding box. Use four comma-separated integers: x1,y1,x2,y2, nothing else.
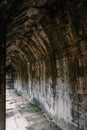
15,90,21,96
27,102,41,111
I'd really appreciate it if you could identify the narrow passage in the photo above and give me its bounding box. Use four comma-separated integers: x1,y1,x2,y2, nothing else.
6,85,61,130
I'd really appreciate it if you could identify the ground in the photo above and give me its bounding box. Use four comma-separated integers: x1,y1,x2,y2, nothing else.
6,85,61,130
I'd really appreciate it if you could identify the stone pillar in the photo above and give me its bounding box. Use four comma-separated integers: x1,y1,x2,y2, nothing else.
0,15,6,130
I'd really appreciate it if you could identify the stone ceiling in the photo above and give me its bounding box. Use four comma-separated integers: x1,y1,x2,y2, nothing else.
1,0,86,69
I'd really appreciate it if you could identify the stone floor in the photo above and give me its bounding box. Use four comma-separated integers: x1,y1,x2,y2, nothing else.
6,86,61,130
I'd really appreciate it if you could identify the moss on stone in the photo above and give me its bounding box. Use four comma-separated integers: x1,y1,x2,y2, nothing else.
27,102,41,111
15,90,21,96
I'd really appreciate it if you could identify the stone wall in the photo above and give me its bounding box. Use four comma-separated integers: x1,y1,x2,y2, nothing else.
13,44,87,130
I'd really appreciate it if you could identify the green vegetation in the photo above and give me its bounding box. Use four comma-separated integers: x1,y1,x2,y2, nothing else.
27,102,41,111
15,90,21,96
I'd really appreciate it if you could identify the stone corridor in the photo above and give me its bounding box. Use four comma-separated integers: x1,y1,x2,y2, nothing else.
6,85,61,130
0,0,87,130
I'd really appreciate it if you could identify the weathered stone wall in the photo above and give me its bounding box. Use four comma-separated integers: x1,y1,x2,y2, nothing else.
14,66,29,98
13,44,87,130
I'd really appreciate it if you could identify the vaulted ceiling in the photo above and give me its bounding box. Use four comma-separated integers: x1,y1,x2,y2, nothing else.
0,0,86,70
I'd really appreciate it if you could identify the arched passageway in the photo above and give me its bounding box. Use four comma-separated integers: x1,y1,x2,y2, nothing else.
6,65,15,89
0,0,87,130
